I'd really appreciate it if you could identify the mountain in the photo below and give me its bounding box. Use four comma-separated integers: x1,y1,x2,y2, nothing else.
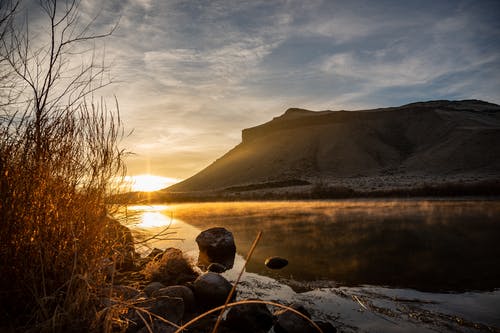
167,100,500,195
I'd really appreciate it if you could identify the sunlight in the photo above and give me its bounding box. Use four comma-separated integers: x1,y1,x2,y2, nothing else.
125,174,180,192
123,205,178,228
138,211,175,228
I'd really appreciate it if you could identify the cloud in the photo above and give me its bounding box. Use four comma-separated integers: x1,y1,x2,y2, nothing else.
320,49,498,88
22,0,500,179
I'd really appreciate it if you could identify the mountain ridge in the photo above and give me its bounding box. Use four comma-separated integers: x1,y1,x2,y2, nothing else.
167,100,500,194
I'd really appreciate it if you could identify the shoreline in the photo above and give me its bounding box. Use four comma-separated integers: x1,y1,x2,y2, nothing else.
118,226,500,333
109,178,500,204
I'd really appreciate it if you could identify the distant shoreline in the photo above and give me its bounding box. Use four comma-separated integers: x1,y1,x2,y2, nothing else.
109,178,500,204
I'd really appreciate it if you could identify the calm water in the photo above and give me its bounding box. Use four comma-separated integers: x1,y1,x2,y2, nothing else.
124,199,500,292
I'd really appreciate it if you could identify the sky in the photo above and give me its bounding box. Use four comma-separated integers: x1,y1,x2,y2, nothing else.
25,0,500,185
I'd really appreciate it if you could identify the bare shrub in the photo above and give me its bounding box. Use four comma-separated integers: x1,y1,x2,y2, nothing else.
0,0,125,331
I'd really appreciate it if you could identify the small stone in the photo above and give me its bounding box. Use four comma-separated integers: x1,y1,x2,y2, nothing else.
224,301,274,333
125,297,183,333
143,281,165,297
265,256,289,269
208,262,227,273
193,272,233,309
150,296,184,324
152,285,196,312
274,304,315,333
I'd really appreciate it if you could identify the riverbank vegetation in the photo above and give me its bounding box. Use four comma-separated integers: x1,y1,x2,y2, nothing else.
0,0,126,331
110,178,500,204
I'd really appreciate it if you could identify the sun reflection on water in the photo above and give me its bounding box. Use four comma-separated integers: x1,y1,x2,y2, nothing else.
122,205,177,228
122,204,202,255
138,211,175,228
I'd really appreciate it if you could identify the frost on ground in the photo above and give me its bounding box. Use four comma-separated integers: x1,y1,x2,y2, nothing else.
223,255,500,333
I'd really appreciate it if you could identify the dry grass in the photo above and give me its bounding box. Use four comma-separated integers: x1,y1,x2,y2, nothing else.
0,1,130,330
173,300,324,333
0,102,126,332
143,248,198,286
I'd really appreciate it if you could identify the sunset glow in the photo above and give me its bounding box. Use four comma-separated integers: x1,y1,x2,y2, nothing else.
125,205,177,228
125,175,180,192
138,211,174,228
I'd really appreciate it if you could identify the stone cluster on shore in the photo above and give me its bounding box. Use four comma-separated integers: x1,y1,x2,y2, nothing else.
105,226,337,333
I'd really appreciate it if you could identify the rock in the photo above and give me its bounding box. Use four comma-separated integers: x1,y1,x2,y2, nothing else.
183,314,217,333
274,304,316,333
315,321,337,333
133,296,184,325
143,281,165,297
265,256,289,269
147,248,164,258
125,296,183,333
196,227,236,270
150,296,184,324
152,285,196,313
193,272,233,309
104,217,136,271
224,301,274,333
145,248,198,286
208,262,227,273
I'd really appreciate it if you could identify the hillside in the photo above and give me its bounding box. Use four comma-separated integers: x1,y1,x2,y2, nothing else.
167,100,500,195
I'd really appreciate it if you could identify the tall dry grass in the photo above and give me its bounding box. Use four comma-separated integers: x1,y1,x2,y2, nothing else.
0,101,126,331
0,0,129,330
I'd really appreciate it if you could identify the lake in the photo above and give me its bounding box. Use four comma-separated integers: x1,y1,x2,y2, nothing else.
122,199,500,332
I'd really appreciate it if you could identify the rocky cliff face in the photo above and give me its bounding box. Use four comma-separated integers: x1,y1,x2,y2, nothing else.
168,100,500,192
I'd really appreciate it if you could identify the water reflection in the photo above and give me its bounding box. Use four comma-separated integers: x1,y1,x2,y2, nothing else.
137,212,174,228
127,200,500,292
121,205,200,255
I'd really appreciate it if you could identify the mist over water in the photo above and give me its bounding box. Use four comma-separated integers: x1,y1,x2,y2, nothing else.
126,199,500,292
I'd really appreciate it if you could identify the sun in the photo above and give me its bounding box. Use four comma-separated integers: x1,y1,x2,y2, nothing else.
125,174,180,192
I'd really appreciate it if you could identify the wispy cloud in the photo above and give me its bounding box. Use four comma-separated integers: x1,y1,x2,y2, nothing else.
26,0,500,178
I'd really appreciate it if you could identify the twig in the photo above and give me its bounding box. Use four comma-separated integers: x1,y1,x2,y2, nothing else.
353,295,367,310
174,300,324,333
136,311,153,333
352,294,399,325
210,230,262,333
130,305,181,330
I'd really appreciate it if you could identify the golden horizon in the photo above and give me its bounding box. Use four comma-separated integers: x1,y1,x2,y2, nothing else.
124,174,181,192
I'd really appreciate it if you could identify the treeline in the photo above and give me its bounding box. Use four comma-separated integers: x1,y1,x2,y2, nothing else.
110,179,500,204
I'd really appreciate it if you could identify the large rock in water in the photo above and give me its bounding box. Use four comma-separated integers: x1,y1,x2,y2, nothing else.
196,227,236,271
193,272,233,309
